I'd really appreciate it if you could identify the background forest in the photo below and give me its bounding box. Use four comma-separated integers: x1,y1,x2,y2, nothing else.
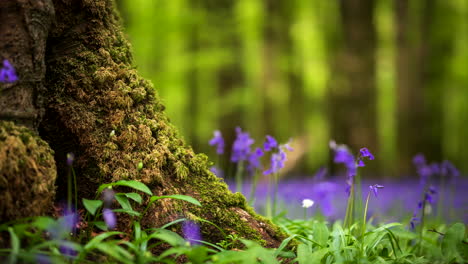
117,0,468,177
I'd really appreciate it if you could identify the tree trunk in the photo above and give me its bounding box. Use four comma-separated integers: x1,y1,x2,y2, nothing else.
0,0,284,247
330,0,377,170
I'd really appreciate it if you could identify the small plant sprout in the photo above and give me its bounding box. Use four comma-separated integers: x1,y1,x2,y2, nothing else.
109,129,115,137
362,184,384,237
302,199,314,220
137,161,144,171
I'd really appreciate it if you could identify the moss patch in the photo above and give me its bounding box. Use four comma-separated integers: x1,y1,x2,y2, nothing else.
0,121,56,221
42,0,285,246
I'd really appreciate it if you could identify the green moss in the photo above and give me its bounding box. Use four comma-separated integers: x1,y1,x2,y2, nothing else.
41,0,285,247
0,121,56,221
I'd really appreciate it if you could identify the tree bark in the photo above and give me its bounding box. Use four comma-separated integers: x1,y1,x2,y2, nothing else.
0,0,284,247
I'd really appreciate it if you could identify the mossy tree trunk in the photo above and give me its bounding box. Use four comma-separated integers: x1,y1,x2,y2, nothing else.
0,0,284,247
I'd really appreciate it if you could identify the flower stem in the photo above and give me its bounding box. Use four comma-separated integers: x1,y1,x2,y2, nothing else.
361,192,371,238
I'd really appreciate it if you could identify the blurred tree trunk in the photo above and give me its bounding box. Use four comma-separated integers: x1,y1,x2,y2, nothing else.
0,0,284,247
330,0,377,170
395,0,442,174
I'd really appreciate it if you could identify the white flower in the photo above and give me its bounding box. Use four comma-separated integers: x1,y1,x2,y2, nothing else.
302,199,314,208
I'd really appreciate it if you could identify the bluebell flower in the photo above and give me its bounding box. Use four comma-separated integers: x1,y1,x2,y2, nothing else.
413,153,426,168
369,184,384,197
231,127,254,162
263,143,292,175
0,59,18,83
182,220,202,245
247,147,264,173
103,208,116,229
333,147,356,177
441,160,460,178
263,135,278,151
209,130,225,155
359,148,374,160
48,212,79,239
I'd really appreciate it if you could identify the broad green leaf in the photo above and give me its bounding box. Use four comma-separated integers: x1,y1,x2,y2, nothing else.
150,194,201,206
93,221,108,231
82,199,103,216
441,222,466,262
115,194,132,210
274,235,297,257
84,231,124,250
296,243,313,264
313,222,329,247
98,180,152,196
32,217,55,230
125,193,142,204
94,242,134,264
113,209,141,217
148,229,186,247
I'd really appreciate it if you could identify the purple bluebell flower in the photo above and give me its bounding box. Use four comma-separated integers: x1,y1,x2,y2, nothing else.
60,244,78,259
36,254,52,264
103,208,116,229
263,135,278,151
231,127,254,162
209,166,223,178
182,220,202,245
247,147,264,173
282,139,294,151
413,153,426,167
0,59,18,83
441,160,460,179
369,184,384,197
263,148,287,175
48,212,79,239
429,163,440,175
209,130,225,155
410,214,420,230
333,147,356,177
66,153,75,166
359,148,375,160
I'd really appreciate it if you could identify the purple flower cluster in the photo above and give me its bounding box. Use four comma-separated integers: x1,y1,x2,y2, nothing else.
0,59,18,83
182,220,202,245
209,130,225,155
231,127,254,162
263,135,278,151
263,147,287,175
247,147,264,173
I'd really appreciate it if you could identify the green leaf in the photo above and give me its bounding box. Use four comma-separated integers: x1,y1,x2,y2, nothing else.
8,227,19,264
148,229,186,247
313,222,329,247
82,199,103,216
115,194,132,210
32,217,55,230
84,231,124,250
94,242,134,264
93,221,108,231
98,180,152,196
125,193,142,204
441,222,466,262
149,194,201,207
274,235,297,257
112,209,141,217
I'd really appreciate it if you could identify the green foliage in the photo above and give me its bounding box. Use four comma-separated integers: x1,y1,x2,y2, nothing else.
0,180,466,263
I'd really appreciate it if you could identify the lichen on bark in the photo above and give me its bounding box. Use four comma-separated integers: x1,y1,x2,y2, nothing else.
38,0,285,246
